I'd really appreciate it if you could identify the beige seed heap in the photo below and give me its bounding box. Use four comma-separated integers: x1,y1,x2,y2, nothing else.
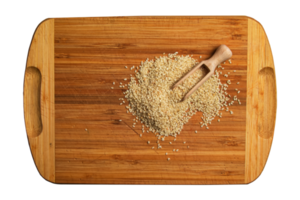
124,53,229,138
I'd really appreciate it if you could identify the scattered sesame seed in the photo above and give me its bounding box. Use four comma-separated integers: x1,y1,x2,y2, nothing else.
165,153,168,155
218,119,220,122
176,149,179,152
237,82,240,85
119,119,122,122
195,130,197,133
113,82,115,85
124,78,127,81
148,141,150,144
152,147,154,149
167,158,170,161
222,67,225,70
183,141,186,144
111,87,114,89
125,66,127,69
173,149,175,152
230,111,233,114
237,91,240,94
206,127,209,129
85,128,87,131
228,59,231,64
233,70,236,72
224,74,228,77
187,146,189,148
120,103,123,105
120,82,122,85
169,142,172,144
200,55,202,58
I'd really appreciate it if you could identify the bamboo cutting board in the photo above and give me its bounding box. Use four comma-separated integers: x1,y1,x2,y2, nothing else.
24,16,276,184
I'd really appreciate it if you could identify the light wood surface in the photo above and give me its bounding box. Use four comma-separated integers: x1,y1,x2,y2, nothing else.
24,16,276,184
24,19,55,182
245,18,276,183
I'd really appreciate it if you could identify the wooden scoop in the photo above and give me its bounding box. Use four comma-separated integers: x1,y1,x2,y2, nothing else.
173,45,232,101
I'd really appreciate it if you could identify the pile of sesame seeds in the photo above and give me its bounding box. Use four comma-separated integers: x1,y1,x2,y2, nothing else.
113,52,242,156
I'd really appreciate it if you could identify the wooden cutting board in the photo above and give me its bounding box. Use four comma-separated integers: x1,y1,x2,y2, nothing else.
24,16,277,184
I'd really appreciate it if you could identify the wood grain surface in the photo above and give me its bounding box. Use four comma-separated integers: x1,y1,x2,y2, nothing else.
24,16,276,184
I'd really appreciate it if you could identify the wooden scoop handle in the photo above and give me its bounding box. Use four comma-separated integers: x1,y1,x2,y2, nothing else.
205,44,232,71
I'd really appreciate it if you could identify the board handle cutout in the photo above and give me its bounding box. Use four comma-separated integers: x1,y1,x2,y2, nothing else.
258,67,276,139
24,67,43,138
